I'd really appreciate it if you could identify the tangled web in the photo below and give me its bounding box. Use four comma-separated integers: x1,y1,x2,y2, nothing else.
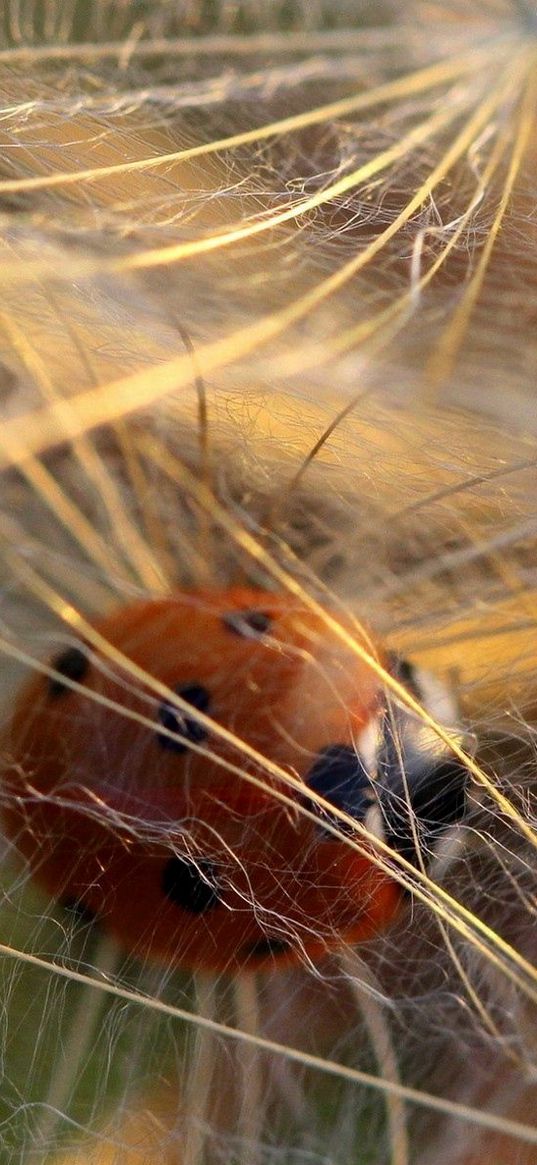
0,2,536,1163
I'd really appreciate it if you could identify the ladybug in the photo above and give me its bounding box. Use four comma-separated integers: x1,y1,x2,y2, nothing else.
1,587,467,973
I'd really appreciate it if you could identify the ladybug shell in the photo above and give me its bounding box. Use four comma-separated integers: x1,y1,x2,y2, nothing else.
2,587,400,973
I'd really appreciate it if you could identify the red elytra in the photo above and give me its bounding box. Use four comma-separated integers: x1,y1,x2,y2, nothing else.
2,587,401,973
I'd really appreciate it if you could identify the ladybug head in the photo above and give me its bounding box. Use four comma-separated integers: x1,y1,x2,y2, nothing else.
374,659,470,868
302,657,469,871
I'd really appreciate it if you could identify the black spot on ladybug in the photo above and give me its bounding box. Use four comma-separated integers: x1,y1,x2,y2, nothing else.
48,646,89,697
380,758,468,864
61,897,98,925
161,856,220,914
157,683,210,753
223,609,272,637
243,936,293,961
303,744,373,836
